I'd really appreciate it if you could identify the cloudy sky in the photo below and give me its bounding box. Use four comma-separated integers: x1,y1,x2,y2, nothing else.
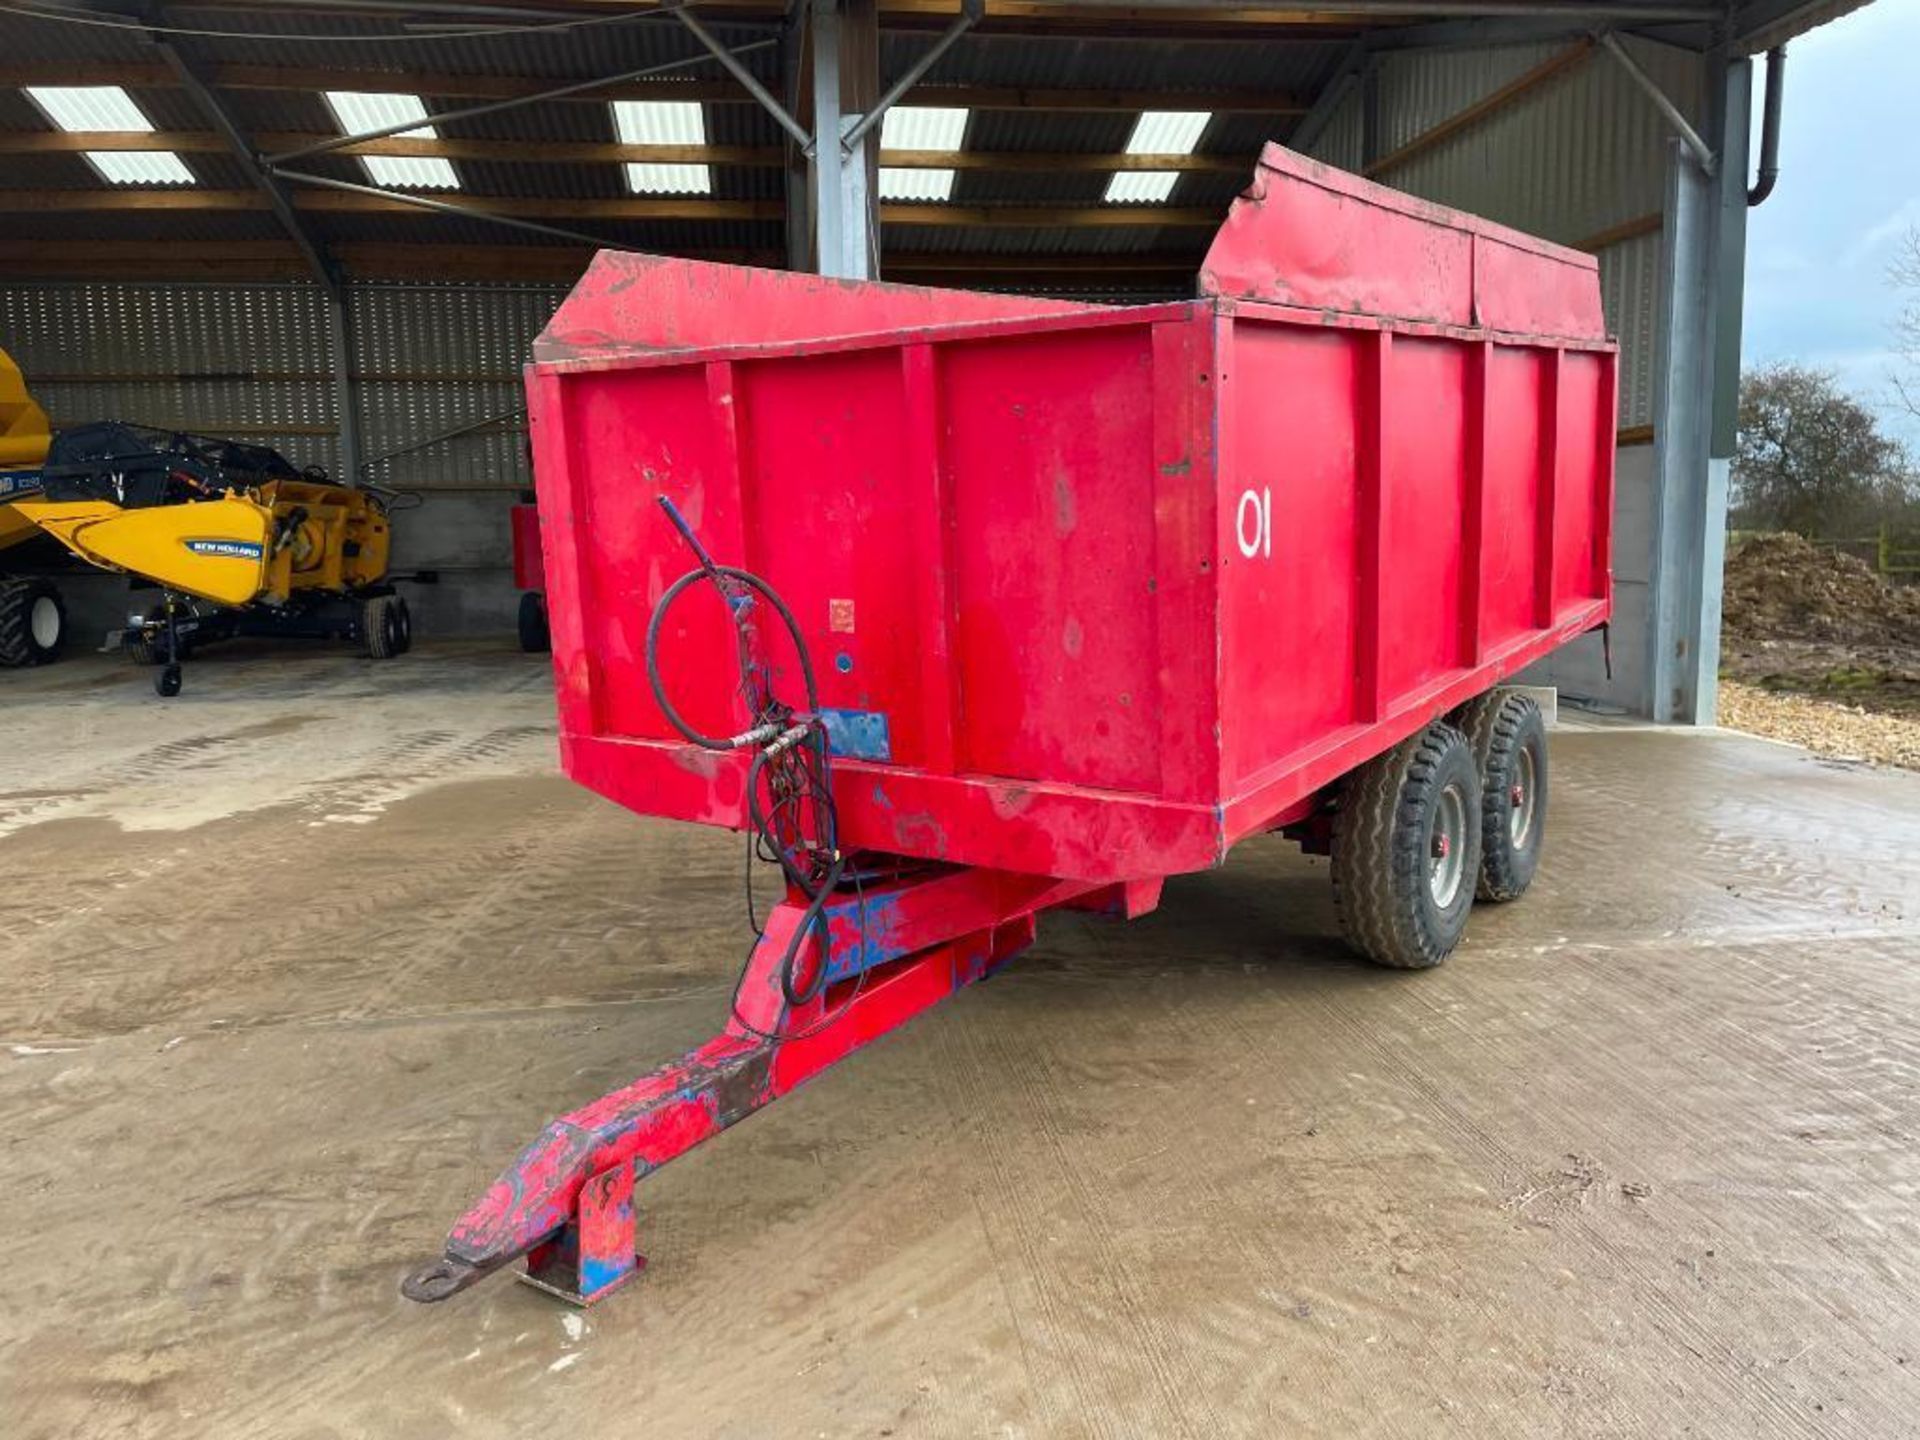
1742,0,1920,446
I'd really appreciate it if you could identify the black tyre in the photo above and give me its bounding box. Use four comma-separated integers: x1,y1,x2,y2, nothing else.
0,576,66,667
390,594,414,656
362,594,403,659
1331,722,1483,969
125,605,193,665
517,591,550,654
1455,690,1548,902
155,664,183,698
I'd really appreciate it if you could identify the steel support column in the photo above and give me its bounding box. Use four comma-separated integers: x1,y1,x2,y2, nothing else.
1646,48,1749,724
782,10,812,270
328,291,362,486
806,0,878,280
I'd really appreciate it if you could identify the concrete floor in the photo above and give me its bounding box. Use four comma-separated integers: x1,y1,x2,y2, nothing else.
3,640,1918,1439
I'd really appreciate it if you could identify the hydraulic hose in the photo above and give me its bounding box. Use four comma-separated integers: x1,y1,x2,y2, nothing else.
643,549,840,1009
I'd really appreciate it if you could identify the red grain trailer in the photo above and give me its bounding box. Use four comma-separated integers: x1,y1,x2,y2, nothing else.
509,499,548,652
406,146,1614,1306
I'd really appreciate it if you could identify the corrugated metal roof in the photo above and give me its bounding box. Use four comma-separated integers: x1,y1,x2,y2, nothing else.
1735,0,1874,52
886,29,1345,95
307,210,781,256
4,1,1860,285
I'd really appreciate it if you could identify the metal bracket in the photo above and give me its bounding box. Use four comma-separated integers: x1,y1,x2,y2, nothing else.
674,8,816,153
839,0,983,155
1597,30,1716,174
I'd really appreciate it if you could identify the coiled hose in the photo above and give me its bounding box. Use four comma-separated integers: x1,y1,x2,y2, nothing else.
644,561,843,1010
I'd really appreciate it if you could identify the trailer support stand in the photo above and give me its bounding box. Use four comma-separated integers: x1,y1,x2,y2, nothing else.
403,864,1137,1305
521,1162,642,1305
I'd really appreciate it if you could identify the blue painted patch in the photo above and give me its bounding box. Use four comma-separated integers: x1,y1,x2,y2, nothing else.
834,651,854,674
817,708,890,761
578,1251,633,1297
820,889,908,983
183,538,264,560
0,470,41,500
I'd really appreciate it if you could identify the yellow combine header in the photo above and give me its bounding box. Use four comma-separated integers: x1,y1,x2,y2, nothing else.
2,345,416,691
26,422,413,694
17,472,393,610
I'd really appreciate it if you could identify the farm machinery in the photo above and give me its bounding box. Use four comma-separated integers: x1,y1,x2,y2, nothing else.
0,345,67,668
11,419,414,696
404,146,1613,1308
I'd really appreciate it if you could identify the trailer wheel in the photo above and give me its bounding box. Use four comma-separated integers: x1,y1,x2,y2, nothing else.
1456,691,1548,902
362,594,404,659
155,663,183,698
0,576,66,667
517,591,550,654
390,594,414,655
1331,722,1482,969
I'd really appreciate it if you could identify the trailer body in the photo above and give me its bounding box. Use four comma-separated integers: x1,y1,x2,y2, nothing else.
528,146,1613,884
403,148,1615,1308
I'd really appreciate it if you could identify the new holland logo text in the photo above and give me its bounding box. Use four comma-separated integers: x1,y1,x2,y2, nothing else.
183,538,264,560
0,470,40,499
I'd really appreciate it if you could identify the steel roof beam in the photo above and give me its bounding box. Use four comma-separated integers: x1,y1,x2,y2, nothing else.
148,36,341,295
673,7,815,150
142,21,364,485
840,0,982,153
0,186,1226,226
1010,0,1719,14
0,131,1256,171
1598,29,1716,172
0,63,1309,114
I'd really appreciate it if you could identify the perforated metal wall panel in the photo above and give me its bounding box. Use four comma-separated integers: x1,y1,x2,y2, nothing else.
0,281,341,474
350,282,567,491
0,279,578,491
1599,228,1663,433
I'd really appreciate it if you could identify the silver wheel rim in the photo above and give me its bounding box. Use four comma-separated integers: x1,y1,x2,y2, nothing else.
1509,745,1537,849
1430,782,1467,909
29,596,59,650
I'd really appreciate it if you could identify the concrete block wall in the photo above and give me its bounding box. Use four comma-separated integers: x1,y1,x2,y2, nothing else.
1523,441,1654,710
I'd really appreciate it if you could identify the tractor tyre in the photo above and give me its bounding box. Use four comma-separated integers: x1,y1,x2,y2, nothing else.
517,591,550,654
0,576,66,667
390,594,414,656
1331,721,1482,970
362,594,403,659
1456,690,1548,902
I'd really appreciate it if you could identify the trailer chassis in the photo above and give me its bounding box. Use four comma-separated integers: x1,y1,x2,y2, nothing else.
403,863,1162,1305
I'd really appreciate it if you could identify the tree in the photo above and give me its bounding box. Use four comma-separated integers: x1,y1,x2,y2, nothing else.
1895,227,1920,423
1733,363,1913,538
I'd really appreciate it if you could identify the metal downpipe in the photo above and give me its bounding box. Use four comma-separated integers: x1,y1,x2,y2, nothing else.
1747,46,1786,207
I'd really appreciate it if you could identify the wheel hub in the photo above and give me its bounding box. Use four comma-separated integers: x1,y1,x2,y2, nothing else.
29,595,59,650
1429,782,1467,909
1509,746,1538,848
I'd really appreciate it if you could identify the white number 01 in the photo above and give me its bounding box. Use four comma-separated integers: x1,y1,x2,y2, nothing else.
1236,487,1272,560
